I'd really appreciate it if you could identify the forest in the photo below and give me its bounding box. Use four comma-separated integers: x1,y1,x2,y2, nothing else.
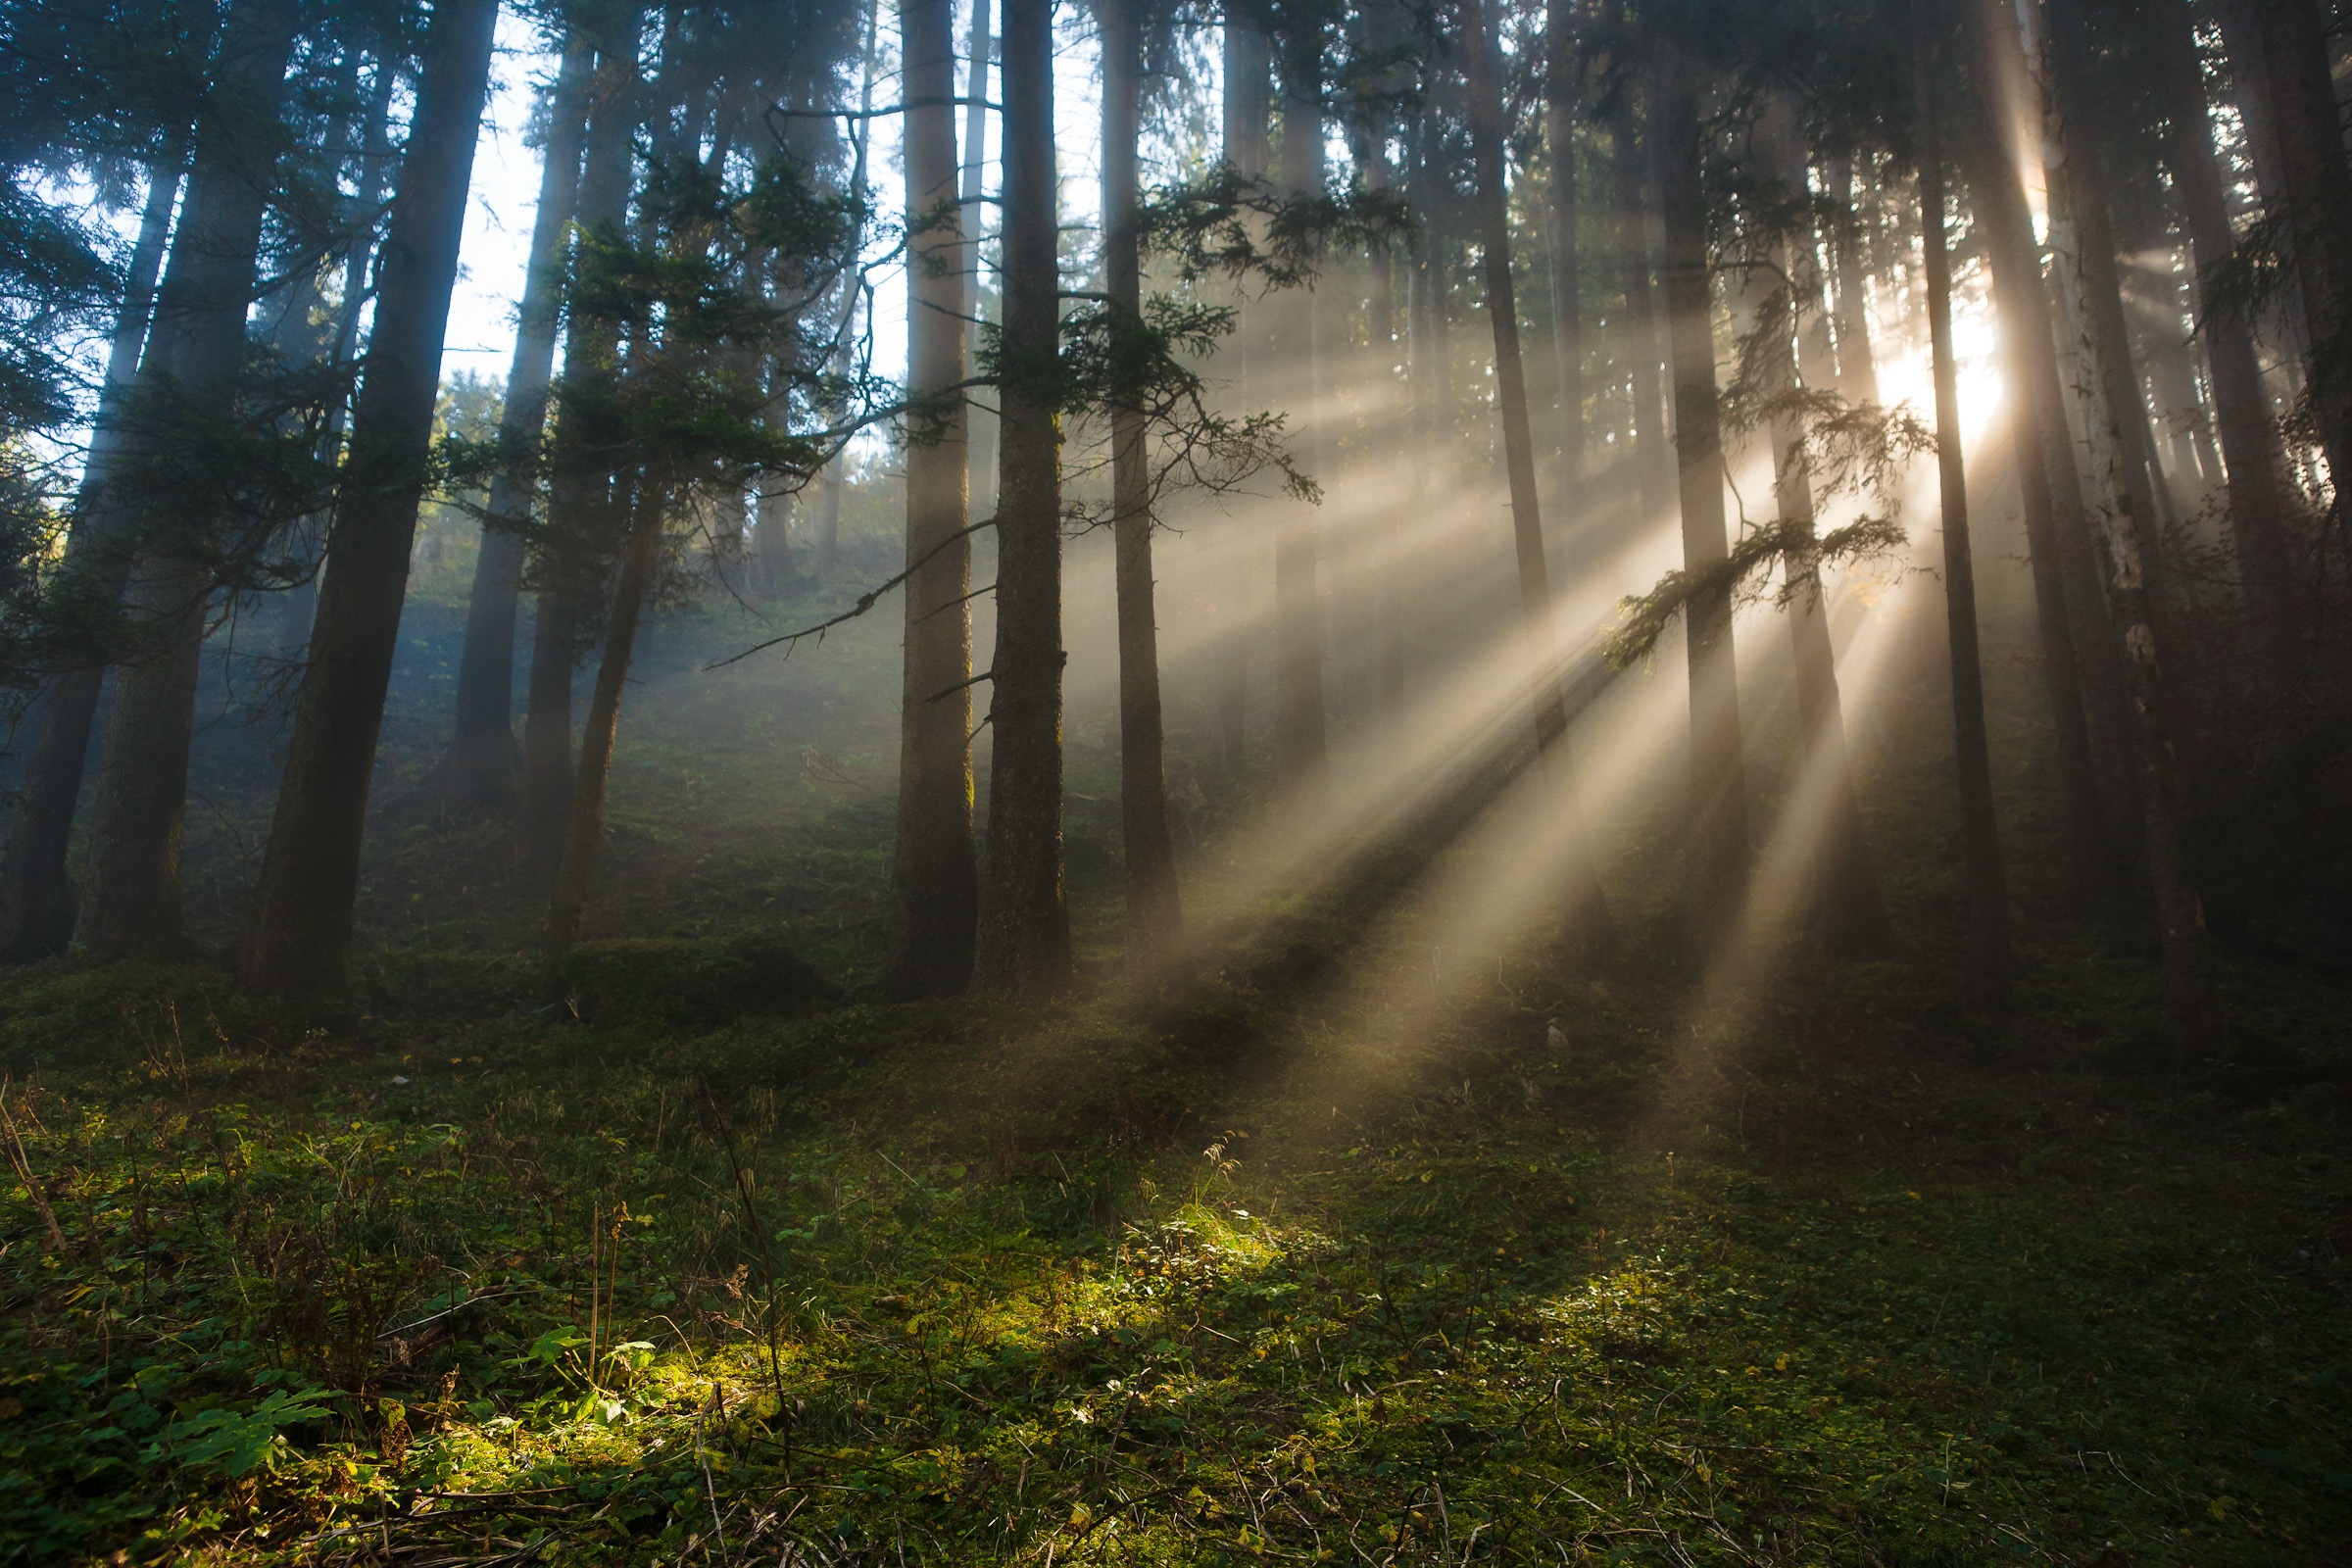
0,0,2347,1558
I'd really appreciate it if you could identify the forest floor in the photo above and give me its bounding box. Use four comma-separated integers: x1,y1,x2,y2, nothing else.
4,599,2350,1567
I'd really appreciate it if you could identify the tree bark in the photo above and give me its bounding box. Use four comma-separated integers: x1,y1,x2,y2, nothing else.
545,484,663,958
0,146,184,959
1271,62,1329,809
74,0,299,959
1099,0,1182,971
1823,154,1883,405
1916,5,2011,1005
2033,0,2220,1053
1760,107,1888,956
2217,0,2352,537
887,0,980,998
971,0,1070,996
1655,52,1749,956
962,0,997,521
520,46,639,880
1208,16,1270,779
1465,0,1610,955
2145,0,2302,647
1544,0,1583,487
436,38,594,812
240,0,500,999
1955,80,2121,915
1616,79,1671,528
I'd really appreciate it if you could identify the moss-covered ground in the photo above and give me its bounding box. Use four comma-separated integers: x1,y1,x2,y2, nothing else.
4,595,2348,1566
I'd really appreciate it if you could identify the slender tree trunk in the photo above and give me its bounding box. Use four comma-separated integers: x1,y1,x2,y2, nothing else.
281,58,400,650
1617,82,1671,528
0,147,183,959
1955,83,2121,914
520,45,638,879
1761,107,1887,956
74,0,299,959
1916,5,2010,1005
1824,154,1883,405
1272,68,1329,808
1464,0,1609,954
752,485,792,596
811,0,882,590
1544,0,1583,486
887,0,980,998
2146,0,2302,647
1098,0,1181,969
2218,0,2352,536
962,0,997,521
1209,17,1270,779
1656,53,1748,955
240,0,500,999
436,38,594,811
972,0,1070,996
545,485,663,958
2034,0,2220,1053
1365,130,1407,710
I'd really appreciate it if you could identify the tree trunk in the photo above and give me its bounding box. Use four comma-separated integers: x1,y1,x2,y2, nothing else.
962,0,997,522
240,0,500,999
1760,107,1888,956
1098,0,1181,971
545,486,663,958
971,0,1070,996
1616,80,1671,527
2033,0,2220,1054
0,146,183,959
1544,0,1583,487
436,37,594,812
1271,67,1328,808
1465,0,1610,955
887,0,981,998
1655,52,1749,955
2218,0,2352,537
1954,76,2121,915
1916,5,2010,1005
1208,16,1270,779
2146,0,2303,648
1363,122,1407,713
1823,154,1883,405
519,46,639,880
752,484,792,596
280,57,400,651
74,0,299,959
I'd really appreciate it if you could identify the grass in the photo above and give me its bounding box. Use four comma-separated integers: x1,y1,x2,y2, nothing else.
5,579,2346,1565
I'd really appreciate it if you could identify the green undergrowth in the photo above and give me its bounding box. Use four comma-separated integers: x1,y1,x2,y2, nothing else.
1,947,2348,1566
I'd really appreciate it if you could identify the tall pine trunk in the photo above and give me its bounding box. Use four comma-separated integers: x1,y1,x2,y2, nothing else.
520,47,638,879
1823,155,1882,405
240,0,500,999
545,483,662,958
1656,52,1748,955
2218,0,2352,534
972,0,1070,995
2033,0,2219,1053
437,38,594,811
74,0,299,959
887,0,980,998
1544,0,1582,488
962,0,997,521
1465,0,1610,955
0,146,184,959
1761,106,1887,956
1100,0,1181,969
1915,5,2010,1005
1209,18,1270,780
1616,82,1671,528
2146,0,2302,649
1954,77,2120,915
1271,68,1328,808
